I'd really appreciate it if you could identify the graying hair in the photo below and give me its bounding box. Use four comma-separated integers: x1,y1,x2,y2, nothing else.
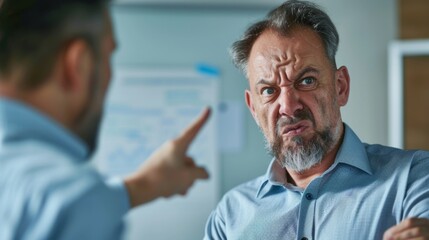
230,0,339,76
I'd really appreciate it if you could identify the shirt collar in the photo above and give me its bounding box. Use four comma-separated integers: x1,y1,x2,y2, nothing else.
256,123,372,199
334,124,372,175
0,98,89,161
256,158,289,198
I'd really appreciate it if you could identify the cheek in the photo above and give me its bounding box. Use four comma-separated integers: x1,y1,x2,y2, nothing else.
311,93,339,127
255,103,278,138
105,61,112,83
100,59,111,93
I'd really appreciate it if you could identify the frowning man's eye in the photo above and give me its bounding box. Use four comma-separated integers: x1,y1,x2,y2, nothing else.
261,87,276,96
295,77,318,91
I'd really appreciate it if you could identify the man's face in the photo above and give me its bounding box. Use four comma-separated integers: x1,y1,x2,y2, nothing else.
76,10,116,154
245,27,349,172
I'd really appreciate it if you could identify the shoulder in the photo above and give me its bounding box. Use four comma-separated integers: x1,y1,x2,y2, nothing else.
0,141,128,239
205,175,266,232
0,144,108,212
363,143,429,177
224,175,266,200
214,175,266,214
364,143,429,163
0,139,102,195
363,145,429,218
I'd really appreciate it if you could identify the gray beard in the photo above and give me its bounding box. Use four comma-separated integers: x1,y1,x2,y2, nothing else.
266,129,333,173
264,111,336,173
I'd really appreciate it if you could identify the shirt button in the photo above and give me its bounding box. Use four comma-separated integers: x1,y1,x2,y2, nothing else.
305,193,313,200
301,237,309,240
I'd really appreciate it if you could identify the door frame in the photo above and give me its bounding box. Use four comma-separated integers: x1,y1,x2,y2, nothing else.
388,39,429,148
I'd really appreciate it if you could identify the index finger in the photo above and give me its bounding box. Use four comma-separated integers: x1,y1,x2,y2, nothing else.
175,107,211,150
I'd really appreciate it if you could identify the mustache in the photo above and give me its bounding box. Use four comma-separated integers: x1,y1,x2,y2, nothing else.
276,108,315,131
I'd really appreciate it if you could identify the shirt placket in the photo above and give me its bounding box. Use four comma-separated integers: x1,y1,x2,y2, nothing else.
296,178,321,240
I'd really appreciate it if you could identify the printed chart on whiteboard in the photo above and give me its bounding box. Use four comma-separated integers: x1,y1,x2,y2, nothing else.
92,67,219,240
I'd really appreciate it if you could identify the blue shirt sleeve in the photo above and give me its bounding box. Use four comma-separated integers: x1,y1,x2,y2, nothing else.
403,152,429,219
204,210,227,240
18,166,130,240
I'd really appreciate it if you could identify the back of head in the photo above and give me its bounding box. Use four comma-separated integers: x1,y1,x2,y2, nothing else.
231,0,339,76
0,0,108,90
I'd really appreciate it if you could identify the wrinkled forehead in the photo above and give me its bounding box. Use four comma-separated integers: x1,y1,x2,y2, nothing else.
247,27,327,80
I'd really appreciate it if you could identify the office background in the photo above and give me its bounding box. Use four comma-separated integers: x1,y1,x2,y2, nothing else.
106,0,397,239
111,0,395,196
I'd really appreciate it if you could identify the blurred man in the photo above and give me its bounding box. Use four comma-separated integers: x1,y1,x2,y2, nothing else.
204,1,429,239
0,0,209,239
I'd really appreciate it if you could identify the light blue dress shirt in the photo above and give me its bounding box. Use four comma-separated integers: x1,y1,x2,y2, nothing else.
0,98,130,240
204,124,429,240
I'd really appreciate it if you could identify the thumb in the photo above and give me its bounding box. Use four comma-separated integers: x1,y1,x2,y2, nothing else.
192,166,210,180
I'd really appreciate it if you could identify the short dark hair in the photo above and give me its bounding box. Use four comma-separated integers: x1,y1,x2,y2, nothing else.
0,0,109,90
230,0,339,76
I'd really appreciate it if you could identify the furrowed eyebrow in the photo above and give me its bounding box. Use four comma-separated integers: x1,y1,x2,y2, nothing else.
254,66,320,86
292,66,320,82
255,79,273,86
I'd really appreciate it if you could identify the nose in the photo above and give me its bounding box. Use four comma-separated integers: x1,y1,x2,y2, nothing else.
278,87,303,117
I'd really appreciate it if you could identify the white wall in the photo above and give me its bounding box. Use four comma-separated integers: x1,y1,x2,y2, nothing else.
321,0,397,146
109,0,396,238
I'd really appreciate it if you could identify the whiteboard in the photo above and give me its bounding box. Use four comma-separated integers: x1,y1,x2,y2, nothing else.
93,67,219,240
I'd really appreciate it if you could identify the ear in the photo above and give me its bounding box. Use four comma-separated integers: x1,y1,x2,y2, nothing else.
245,89,260,126
61,39,93,93
335,66,350,106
